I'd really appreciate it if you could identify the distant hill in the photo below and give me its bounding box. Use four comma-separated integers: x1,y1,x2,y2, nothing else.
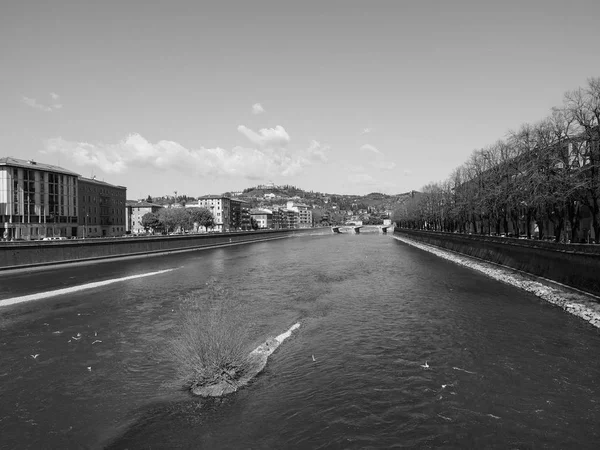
145,185,420,221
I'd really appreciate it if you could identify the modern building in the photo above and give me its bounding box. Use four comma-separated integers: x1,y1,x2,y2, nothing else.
269,207,283,229
230,198,250,231
287,201,313,228
0,157,79,240
126,200,163,234
77,176,127,238
285,208,299,229
250,209,273,229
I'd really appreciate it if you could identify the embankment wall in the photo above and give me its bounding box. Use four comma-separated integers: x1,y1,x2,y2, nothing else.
395,228,600,297
0,228,320,271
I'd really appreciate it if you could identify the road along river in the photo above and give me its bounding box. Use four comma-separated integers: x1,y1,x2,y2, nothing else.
1,233,599,448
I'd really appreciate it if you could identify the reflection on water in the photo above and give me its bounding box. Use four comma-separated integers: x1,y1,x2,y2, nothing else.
1,234,600,449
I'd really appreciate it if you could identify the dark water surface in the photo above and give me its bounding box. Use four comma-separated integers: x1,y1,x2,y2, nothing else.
1,233,600,449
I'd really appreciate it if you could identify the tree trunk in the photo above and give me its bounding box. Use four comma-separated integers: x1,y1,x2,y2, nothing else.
593,201,600,244
536,220,544,240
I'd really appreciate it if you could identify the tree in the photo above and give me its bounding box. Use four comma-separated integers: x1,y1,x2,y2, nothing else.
563,77,600,242
141,212,161,233
188,207,215,232
250,217,259,230
146,195,153,203
158,208,179,233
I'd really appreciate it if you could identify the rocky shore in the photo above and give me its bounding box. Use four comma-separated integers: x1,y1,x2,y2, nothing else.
192,323,301,397
394,235,600,329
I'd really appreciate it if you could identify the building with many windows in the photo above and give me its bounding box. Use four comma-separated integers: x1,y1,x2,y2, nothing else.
77,177,127,238
126,200,163,234
230,198,250,231
196,195,232,231
287,201,313,228
0,157,79,240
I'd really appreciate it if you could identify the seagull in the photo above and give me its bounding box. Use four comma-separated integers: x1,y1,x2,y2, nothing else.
92,340,102,345
30,354,40,360
94,332,97,337
87,366,92,371
421,361,430,369
312,355,316,362
71,336,81,341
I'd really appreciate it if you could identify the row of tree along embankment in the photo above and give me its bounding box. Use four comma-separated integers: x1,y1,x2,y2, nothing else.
395,228,600,297
0,228,319,271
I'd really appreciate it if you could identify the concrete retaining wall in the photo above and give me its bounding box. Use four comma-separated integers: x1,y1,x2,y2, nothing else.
0,228,320,270
395,228,600,297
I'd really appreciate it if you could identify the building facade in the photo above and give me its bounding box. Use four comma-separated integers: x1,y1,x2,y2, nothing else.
250,209,273,229
196,195,231,231
287,201,313,228
230,198,252,231
0,157,79,240
78,177,127,238
126,200,163,234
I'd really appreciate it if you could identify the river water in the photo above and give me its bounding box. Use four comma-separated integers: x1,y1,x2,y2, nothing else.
1,232,600,449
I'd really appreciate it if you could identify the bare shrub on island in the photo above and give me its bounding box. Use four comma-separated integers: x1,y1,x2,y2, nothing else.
170,279,250,392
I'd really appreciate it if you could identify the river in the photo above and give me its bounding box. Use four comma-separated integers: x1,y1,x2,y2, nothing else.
1,232,599,449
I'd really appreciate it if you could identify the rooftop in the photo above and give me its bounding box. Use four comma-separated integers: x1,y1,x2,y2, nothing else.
0,157,80,176
79,176,126,189
125,200,163,208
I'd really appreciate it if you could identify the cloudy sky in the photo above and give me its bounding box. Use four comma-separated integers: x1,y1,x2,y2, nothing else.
2,0,598,198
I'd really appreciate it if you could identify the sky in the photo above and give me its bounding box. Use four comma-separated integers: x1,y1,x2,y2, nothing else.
1,0,599,198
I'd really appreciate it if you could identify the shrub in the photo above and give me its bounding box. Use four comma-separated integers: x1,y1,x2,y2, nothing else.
169,280,250,391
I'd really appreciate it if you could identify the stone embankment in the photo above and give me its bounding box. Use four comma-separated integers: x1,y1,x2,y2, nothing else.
393,234,600,330
0,228,322,271
192,323,301,397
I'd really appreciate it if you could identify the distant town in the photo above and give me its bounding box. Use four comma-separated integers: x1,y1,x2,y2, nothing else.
0,157,404,241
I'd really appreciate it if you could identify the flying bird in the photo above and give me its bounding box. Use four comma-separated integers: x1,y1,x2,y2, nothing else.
421,361,430,369
30,354,40,359
312,355,316,362
92,340,102,345
87,367,92,371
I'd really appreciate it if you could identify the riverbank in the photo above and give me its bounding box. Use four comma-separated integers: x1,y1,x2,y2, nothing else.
394,228,600,296
393,234,600,329
0,228,324,272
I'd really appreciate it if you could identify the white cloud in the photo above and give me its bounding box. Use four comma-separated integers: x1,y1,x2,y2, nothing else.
22,96,53,112
361,127,373,134
22,93,63,112
360,144,381,154
237,125,290,148
42,128,329,180
305,140,331,163
403,169,412,176
252,103,265,115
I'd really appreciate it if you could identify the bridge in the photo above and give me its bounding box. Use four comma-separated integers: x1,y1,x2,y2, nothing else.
331,225,363,234
332,225,391,234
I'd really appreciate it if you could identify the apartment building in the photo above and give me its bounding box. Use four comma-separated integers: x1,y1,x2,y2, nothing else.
77,177,127,238
250,209,273,229
287,201,313,228
230,198,251,231
126,200,163,234
196,195,231,231
0,157,79,240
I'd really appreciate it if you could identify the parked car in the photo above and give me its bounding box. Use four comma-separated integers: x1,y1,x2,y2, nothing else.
42,237,67,241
